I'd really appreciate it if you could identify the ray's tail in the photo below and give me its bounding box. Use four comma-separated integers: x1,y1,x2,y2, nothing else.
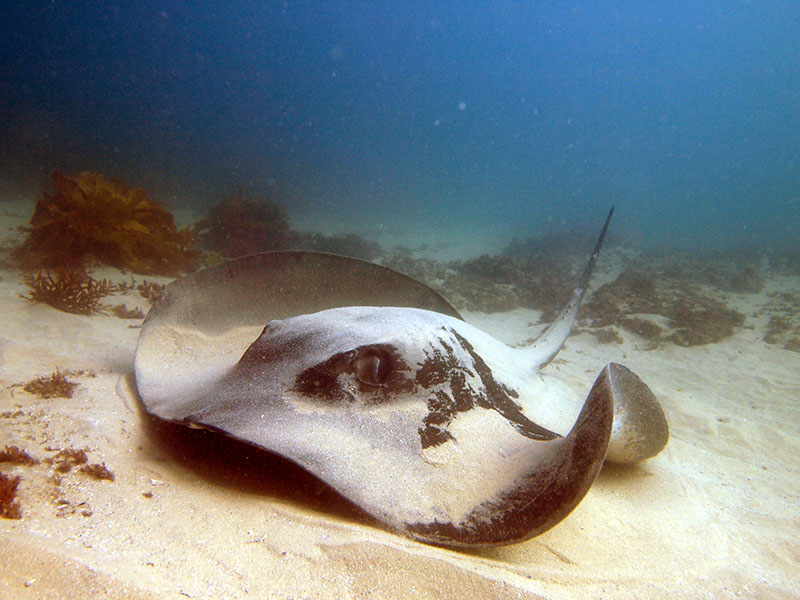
524,206,614,371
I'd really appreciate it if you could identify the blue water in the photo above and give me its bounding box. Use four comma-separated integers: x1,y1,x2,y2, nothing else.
1,1,798,250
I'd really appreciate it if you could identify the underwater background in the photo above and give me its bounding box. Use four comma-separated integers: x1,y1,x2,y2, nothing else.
1,1,798,251
2,4,800,597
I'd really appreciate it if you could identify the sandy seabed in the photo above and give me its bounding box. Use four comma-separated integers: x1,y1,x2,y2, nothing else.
0,198,799,600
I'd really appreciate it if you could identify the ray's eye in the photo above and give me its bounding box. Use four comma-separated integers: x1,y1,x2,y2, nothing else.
354,348,391,385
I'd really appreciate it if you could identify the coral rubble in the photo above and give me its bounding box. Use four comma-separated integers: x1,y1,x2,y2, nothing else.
15,171,200,275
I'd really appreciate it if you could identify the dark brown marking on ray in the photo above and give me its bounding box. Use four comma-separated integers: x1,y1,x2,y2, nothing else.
451,331,558,442
420,390,458,446
416,327,558,449
415,333,474,448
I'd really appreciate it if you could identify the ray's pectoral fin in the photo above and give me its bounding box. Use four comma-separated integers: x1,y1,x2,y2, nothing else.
405,364,615,547
604,362,670,464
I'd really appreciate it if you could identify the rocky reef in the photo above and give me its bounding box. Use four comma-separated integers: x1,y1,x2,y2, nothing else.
199,189,383,261
383,237,795,348
760,291,800,352
198,189,294,258
584,266,746,346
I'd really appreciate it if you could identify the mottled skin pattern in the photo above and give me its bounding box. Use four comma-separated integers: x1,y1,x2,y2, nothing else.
415,330,559,448
290,325,559,449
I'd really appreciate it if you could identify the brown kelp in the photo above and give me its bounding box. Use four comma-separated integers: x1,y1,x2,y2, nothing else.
15,172,200,276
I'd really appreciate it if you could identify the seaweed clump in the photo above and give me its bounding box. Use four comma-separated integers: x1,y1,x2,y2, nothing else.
199,190,295,258
199,189,386,261
0,446,39,466
44,448,114,481
81,462,115,481
586,270,661,327
382,254,451,285
111,304,145,319
429,226,602,315
654,246,764,293
761,292,800,352
381,251,573,314
22,370,79,399
23,269,115,315
47,448,88,473
15,172,200,276
0,471,22,519
771,246,800,276
503,228,600,275
137,280,166,303
666,293,745,346
451,254,572,315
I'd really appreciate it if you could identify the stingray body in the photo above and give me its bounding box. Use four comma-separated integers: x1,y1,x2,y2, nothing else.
135,209,669,547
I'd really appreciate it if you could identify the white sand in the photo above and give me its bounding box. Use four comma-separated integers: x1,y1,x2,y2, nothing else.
1,199,799,599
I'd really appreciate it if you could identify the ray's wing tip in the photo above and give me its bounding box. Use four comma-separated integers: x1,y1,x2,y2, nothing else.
402,369,615,549
604,362,670,463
